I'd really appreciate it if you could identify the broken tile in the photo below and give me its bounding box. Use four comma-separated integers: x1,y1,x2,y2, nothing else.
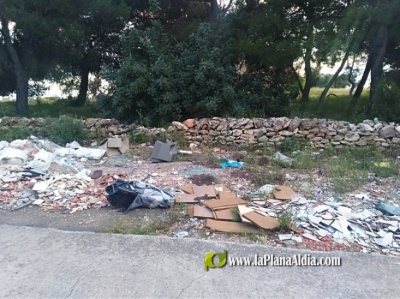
308,215,322,224
320,219,333,226
278,234,293,241
303,233,320,242
375,232,393,247
313,205,329,213
337,206,352,218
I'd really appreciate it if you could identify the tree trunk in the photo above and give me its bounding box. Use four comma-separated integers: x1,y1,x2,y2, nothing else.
348,59,356,97
209,0,219,20
76,66,90,106
302,47,313,102
301,25,313,103
1,18,29,115
353,55,372,99
290,65,304,95
367,25,388,113
319,50,350,103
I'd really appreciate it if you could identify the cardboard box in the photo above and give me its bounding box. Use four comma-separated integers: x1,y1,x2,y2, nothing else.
99,136,130,157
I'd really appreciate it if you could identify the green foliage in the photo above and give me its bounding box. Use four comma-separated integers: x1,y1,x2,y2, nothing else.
372,81,400,122
277,208,293,232
45,117,88,146
98,19,295,126
0,126,30,142
276,136,309,153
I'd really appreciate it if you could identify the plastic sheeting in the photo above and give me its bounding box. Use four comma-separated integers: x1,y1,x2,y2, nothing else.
106,179,174,210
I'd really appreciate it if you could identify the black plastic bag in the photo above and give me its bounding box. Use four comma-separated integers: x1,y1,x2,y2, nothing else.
105,179,138,209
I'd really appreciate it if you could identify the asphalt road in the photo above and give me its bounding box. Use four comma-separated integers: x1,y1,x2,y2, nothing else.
1,224,399,299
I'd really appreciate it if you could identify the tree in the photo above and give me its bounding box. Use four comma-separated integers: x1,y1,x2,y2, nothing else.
348,0,400,113
50,0,130,106
0,0,81,115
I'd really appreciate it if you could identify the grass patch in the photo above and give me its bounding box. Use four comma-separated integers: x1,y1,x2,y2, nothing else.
103,219,170,235
0,98,100,118
291,88,370,123
271,144,399,194
277,209,293,232
231,206,242,222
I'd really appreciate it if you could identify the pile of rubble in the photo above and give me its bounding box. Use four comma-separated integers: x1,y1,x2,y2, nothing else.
175,183,400,254
0,136,115,212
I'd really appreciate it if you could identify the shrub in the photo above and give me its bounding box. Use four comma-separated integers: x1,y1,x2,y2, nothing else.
45,117,88,146
0,126,30,142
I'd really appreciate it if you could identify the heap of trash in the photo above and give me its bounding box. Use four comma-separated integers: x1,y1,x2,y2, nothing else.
0,135,180,213
175,182,400,254
0,136,111,212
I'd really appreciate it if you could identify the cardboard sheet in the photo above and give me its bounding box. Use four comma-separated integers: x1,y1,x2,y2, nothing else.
193,205,214,219
98,136,129,157
218,191,238,200
205,219,259,233
175,194,199,203
203,198,247,210
214,208,235,221
237,205,255,223
180,184,194,194
192,185,217,198
242,211,279,230
273,185,295,201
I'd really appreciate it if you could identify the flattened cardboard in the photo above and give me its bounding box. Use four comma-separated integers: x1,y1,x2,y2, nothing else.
237,205,255,223
273,185,294,201
242,211,279,230
99,136,130,157
203,198,247,210
219,191,238,200
180,184,194,194
193,205,214,219
214,208,235,221
192,185,216,198
206,219,259,233
187,205,195,217
213,184,231,194
175,194,199,203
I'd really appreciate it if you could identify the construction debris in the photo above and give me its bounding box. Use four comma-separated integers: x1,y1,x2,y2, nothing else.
149,140,177,163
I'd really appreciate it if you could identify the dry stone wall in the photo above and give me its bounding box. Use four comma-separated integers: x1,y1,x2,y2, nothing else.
168,117,400,148
2,116,400,148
